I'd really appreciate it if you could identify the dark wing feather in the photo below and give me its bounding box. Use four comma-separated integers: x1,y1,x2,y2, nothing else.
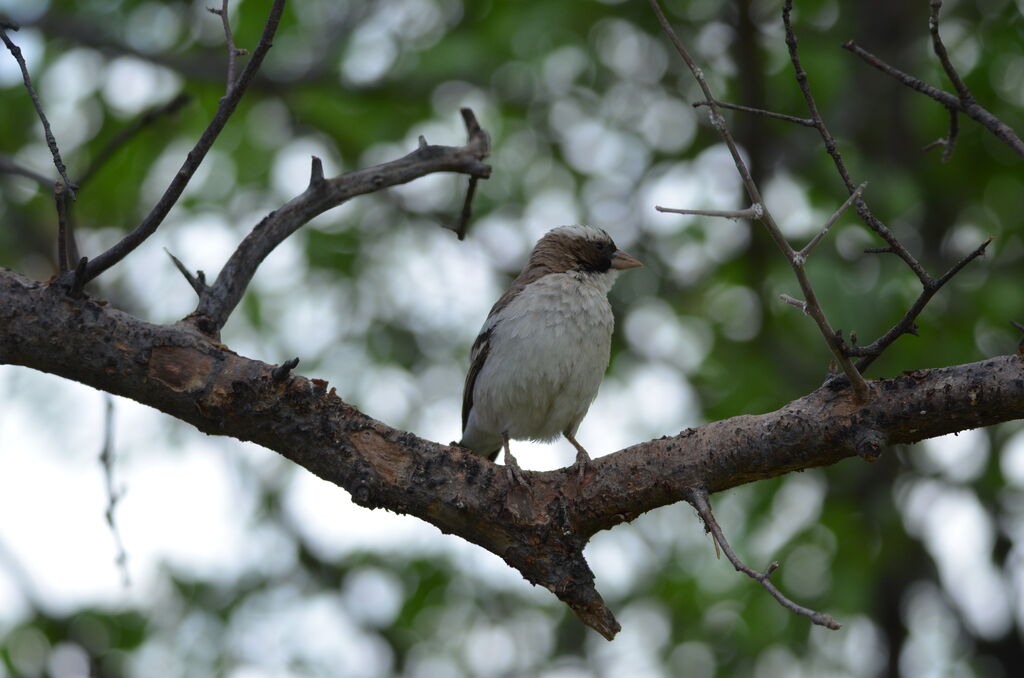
461,326,493,431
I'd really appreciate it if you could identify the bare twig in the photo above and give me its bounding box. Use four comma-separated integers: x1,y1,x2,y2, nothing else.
921,106,959,162
686,488,841,630
81,0,287,285
191,107,491,335
780,294,808,313
780,2,990,376
164,248,207,296
78,93,191,187
799,183,865,257
98,394,130,587
693,100,817,127
0,154,53,187
649,0,870,402
928,0,972,103
656,204,764,220
55,181,78,272
0,23,77,197
843,25,1023,157
207,0,249,93
847,238,992,370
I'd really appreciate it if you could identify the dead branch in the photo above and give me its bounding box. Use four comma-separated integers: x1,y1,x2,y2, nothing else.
0,22,77,196
842,2,1024,158
189,107,491,336
648,0,870,402
80,0,287,285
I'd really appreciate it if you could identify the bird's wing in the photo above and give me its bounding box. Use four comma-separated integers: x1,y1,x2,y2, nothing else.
461,326,493,431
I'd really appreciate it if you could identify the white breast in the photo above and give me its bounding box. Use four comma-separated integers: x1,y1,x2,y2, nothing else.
466,271,617,446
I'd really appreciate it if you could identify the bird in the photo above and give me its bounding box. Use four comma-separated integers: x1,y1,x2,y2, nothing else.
459,224,642,485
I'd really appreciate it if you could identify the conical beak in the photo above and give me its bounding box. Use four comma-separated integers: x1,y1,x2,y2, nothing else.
611,250,643,270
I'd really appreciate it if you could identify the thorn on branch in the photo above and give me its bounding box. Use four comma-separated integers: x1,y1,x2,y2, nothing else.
67,256,89,298
165,248,207,296
309,155,326,189
685,488,841,630
272,357,300,382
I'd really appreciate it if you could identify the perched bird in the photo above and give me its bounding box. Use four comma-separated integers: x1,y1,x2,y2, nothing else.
459,224,642,483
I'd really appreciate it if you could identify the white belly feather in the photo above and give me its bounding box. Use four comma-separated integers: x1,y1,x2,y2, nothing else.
465,271,615,445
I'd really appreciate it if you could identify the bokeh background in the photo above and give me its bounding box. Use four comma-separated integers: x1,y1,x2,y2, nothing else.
2,0,1024,676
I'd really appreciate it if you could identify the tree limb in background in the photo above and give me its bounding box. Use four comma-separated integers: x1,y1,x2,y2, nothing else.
80,0,287,285
0,21,76,196
77,93,191,187
190,108,490,336
842,1,1024,158
781,0,991,375
647,0,870,403
3,267,1022,638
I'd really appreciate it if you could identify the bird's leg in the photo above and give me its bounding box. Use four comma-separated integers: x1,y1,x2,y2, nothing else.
501,431,528,488
564,431,591,484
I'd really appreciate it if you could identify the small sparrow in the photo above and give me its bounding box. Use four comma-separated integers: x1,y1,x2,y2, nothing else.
459,224,642,484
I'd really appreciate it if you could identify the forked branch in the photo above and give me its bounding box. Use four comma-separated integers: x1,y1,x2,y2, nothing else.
190,108,491,335
686,488,841,630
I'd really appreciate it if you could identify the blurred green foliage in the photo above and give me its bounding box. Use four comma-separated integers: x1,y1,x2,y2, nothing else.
1,0,1023,676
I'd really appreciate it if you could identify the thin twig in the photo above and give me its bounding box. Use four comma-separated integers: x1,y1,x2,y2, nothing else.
82,0,287,284
55,181,77,272
842,40,1024,157
693,100,817,127
928,0,972,103
800,183,865,257
656,204,764,220
77,93,191,187
921,106,959,162
98,394,130,588
649,0,870,402
207,0,249,93
0,23,77,197
686,488,841,630
848,238,992,371
0,154,52,187
450,176,479,241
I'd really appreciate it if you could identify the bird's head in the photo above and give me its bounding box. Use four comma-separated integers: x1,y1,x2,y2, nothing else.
528,224,643,277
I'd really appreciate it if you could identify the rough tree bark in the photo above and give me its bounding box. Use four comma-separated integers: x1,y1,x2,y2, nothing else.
3,265,1022,637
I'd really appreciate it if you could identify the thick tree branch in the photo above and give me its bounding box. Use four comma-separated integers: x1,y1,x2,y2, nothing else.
3,267,1022,638
190,108,491,336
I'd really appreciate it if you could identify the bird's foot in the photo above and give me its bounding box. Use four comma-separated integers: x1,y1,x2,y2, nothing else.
504,451,530,490
569,447,591,487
